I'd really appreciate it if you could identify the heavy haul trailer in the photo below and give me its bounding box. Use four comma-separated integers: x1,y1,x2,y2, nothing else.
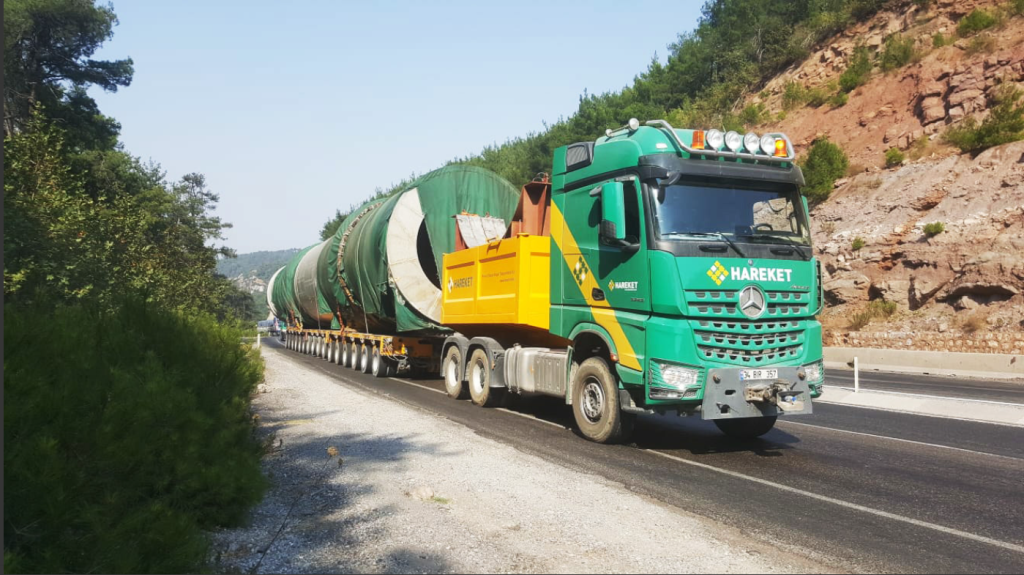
268,165,521,378
273,120,825,443
438,119,825,443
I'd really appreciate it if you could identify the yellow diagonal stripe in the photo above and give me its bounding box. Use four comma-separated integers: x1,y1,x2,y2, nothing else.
551,203,642,371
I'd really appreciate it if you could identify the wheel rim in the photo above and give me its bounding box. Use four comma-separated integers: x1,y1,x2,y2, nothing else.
470,359,486,395
445,358,459,393
372,351,380,374
361,347,368,371
581,377,605,423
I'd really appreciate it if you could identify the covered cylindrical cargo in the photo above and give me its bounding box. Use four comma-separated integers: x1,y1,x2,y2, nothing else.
271,165,520,335
266,266,284,319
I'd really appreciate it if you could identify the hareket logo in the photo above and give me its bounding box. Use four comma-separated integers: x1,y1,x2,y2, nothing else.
707,261,729,285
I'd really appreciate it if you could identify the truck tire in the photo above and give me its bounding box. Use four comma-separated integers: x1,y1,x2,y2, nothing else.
350,343,362,370
340,340,350,366
571,357,634,444
328,341,337,363
360,344,373,374
442,346,467,399
714,416,777,439
371,347,389,378
333,341,343,365
467,348,503,407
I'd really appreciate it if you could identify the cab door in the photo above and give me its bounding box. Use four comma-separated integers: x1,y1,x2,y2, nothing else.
563,178,650,315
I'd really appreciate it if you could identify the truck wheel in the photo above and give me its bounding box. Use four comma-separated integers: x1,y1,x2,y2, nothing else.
360,344,373,374
371,347,388,378
467,348,503,407
714,416,777,439
571,357,633,444
442,346,467,399
340,341,349,366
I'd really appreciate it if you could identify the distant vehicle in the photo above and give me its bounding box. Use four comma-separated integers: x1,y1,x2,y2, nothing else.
256,320,273,334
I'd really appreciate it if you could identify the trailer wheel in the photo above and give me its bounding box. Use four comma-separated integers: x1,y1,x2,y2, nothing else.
360,344,373,374
571,357,634,444
371,347,394,378
467,348,503,407
442,346,467,399
714,416,777,439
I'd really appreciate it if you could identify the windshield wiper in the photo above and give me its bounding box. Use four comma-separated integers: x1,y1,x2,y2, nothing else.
739,232,810,261
664,232,746,258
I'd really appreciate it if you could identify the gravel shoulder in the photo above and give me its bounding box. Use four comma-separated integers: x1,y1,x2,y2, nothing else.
209,345,829,574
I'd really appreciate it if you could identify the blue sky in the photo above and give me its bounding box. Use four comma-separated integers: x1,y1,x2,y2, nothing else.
90,1,703,253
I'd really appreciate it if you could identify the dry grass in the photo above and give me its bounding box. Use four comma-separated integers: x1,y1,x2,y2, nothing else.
959,309,990,333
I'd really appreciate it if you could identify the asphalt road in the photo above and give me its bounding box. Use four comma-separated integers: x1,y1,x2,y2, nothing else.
824,369,1024,403
265,338,1024,574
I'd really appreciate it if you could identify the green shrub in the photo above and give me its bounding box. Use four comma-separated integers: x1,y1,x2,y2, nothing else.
957,9,998,36
839,46,873,93
880,34,917,71
1012,0,1024,17
783,81,808,110
777,110,788,121
830,92,850,107
852,237,865,251
868,299,898,317
740,103,768,127
932,32,949,47
848,299,897,330
885,147,906,167
923,221,945,236
807,86,832,107
3,301,267,573
802,137,850,204
944,84,1024,153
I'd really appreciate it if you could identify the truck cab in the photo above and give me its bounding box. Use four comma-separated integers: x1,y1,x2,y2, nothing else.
441,119,824,444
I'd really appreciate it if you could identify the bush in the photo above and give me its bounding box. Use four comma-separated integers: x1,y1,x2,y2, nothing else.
801,137,850,204
957,9,998,36
885,147,905,167
932,32,950,48
830,92,850,107
852,237,865,250
839,46,873,93
1012,0,1024,17
740,103,768,127
923,221,945,236
880,34,917,71
944,84,1024,153
807,86,832,107
848,299,897,330
783,81,808,110
3,301,267,573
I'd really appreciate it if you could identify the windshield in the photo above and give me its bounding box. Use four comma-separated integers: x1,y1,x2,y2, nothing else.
650,181,810,245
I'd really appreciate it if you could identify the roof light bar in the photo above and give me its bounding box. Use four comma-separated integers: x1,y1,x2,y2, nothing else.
644,120,796,164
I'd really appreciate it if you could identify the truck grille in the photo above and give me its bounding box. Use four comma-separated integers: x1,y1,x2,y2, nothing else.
686,290,811,318
692,318,805,366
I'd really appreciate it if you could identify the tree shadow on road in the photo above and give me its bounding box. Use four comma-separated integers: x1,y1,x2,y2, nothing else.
209,423,460,574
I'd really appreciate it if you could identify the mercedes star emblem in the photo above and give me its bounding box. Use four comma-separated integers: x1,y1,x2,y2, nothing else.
739,285,767,319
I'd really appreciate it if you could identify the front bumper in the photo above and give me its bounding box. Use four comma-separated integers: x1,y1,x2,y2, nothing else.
700,366,813,420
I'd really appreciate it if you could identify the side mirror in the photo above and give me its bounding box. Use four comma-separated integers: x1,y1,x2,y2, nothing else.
599,182,626,241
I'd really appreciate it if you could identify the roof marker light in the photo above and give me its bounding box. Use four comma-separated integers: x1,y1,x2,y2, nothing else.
692,130,705,150
744,133,760,154
724,131,742,152
706,129,724,150
774,138,789,157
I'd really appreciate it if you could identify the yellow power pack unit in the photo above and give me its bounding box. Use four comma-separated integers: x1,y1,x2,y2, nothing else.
441,235,551,335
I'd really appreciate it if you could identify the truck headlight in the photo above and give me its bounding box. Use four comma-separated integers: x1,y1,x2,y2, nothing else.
802,360,824,383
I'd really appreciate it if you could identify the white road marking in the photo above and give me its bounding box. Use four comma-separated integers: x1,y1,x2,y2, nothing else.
385,377,566,429
814,399,1024,428
777,420,1022,461
645,449,1024,555
826,386,1024,407
389,377,444,394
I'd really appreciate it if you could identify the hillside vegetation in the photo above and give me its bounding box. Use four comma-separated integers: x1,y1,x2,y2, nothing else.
4,0,266,571
321,0,893,236
216,248,300,282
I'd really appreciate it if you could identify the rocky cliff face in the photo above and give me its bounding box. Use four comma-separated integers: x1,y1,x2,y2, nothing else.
748,0,1024,346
